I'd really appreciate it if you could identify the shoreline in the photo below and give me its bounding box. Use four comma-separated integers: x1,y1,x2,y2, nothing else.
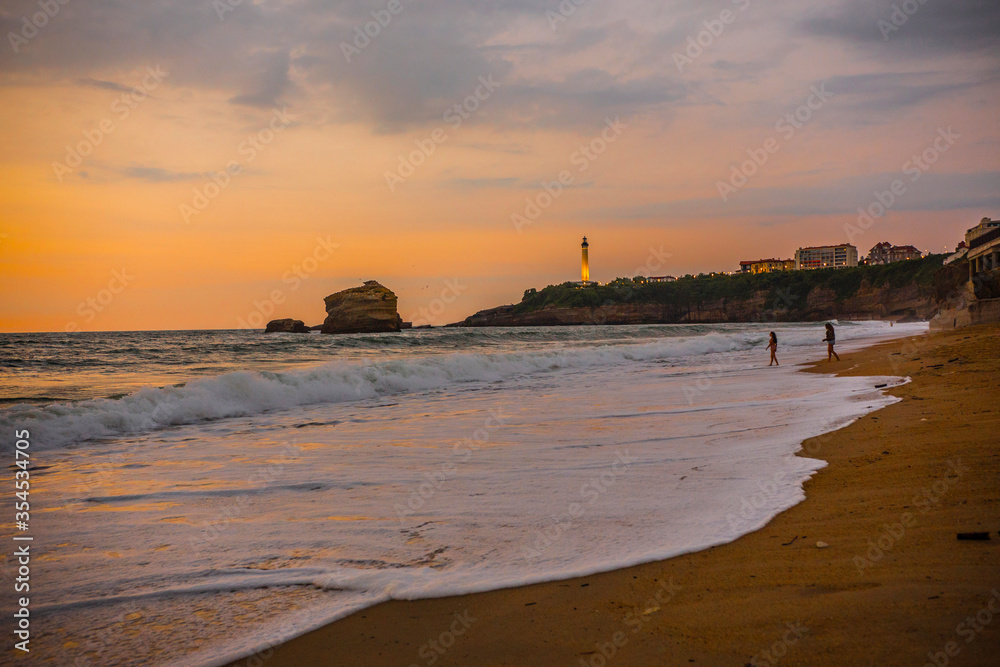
227,324,1000,666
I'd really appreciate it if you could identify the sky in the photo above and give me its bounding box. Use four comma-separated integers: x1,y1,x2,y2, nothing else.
0,0,998,331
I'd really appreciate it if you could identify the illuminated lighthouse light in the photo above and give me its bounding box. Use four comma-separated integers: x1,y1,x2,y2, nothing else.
581,236,590,283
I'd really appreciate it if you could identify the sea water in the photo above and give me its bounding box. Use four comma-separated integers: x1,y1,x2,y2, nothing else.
0,322,925,666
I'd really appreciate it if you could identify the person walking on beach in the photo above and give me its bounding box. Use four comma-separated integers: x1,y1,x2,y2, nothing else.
823,323,840,362
767,331,779,366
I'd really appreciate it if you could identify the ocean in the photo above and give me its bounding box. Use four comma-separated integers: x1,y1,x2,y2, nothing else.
0,321,925,666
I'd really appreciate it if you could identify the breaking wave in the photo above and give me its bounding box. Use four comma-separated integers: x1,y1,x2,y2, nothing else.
1,332,757,449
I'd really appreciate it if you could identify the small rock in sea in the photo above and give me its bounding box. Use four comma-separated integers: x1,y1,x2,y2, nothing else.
816,541,829,548
264,318,310,333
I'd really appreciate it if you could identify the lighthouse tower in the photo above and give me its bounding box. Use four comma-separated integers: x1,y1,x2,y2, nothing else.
581,236,590,283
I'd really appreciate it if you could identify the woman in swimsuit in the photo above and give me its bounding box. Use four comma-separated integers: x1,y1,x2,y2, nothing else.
823,323,840,362
767,331,778,366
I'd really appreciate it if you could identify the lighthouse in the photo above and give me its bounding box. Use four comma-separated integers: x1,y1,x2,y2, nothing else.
581,236,590,283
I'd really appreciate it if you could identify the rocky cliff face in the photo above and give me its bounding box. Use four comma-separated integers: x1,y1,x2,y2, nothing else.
460,281,938,327
930,263,1000,330
321,280,403,334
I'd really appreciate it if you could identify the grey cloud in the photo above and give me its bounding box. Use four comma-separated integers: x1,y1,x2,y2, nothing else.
593,171,1000,220
0,0,995,139
77,78,134,93
445,177,522,190
816,71,995,123
228,49,292,107
117,165,205,182
0,0,701,133
801,0,1000,55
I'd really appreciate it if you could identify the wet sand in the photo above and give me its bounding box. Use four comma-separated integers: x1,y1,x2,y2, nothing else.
229,323,1000,667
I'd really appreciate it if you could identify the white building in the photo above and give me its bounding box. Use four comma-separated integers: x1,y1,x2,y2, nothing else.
794,244,859,270
966,217,1000,279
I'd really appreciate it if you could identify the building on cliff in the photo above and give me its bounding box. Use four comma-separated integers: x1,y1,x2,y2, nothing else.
739,259,795,274
794,244,859,270
967,218,1000,279
866,242,923,265
944,241,969,266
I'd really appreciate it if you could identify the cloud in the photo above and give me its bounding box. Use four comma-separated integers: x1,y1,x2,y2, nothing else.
117,165,205,183
815,71,996,124
228,49,292,107
801,0,1000,56
445,177,523,190
593,172,1000,220
0,0,702,132
77,78,135,93
0,0,996,138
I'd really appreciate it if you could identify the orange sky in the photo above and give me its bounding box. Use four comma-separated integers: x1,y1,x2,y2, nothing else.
1,1,998,331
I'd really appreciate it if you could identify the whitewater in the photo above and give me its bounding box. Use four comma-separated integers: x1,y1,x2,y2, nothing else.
0,322,925,666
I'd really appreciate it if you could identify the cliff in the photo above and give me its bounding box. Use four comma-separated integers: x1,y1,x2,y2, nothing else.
321,280,403,334
460,255,949,327
929,262,1000,330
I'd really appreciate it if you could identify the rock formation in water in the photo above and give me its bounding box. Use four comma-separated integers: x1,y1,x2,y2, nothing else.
321,280,403,334
264,318,310,333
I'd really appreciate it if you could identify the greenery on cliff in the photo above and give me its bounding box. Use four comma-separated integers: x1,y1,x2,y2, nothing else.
511,254,946,316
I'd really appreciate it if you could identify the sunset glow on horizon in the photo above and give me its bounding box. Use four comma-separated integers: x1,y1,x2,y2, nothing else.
1,0,998,332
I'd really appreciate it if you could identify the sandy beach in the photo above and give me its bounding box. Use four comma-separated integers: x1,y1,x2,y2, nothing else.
229,323,1000,667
